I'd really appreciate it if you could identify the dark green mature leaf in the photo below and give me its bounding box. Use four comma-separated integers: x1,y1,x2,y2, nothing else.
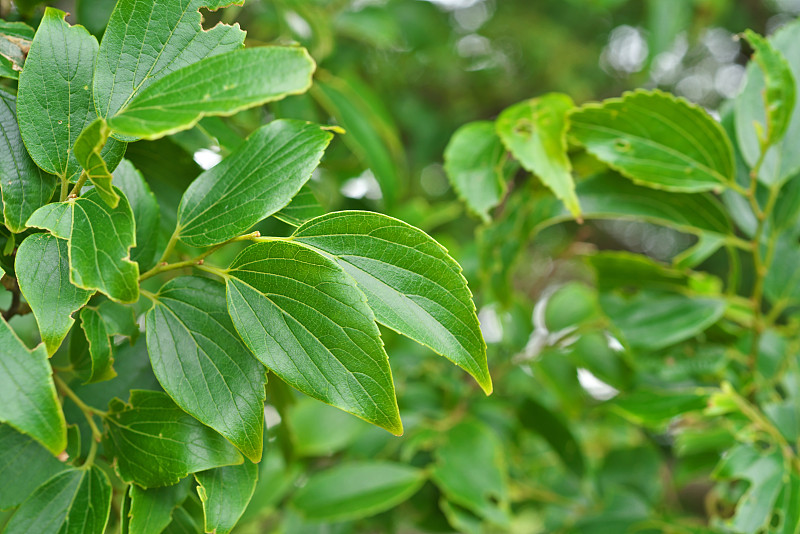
432,420,510,527
94,0,246,122
292,462,426,522
195,461,258,534
0,89,56,232
736,19,800,185
226,240,402,435
73,119,119,207
176,120,332,247
314,75,404,203
518,398,585,477
497,93,579,216
444,121,508,222
0,425,69,510
108,48,316,140
742,30,796,150
28,187,139,303
4,467,111,534
79,307,116,383
16,233,93,356
600,290,725,351
274,185,326,227
17,8,124,182
113,159,160,270
104,390,244,488
129,479,191,534
0,317,66,455
293,211,491,394
146,276,267,462
570,90,734,191
0,21,33,79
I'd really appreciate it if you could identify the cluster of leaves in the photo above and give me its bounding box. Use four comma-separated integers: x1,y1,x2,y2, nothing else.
443,19,800,533
0,1,492,533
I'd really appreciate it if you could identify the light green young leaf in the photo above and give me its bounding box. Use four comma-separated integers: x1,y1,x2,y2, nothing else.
29,187,140,303
129,479,191,534
176,120,332,247
570,90,734,191
195,461,258,534
274,184,326,227
742,29,796,150
0,424,69,510
16,233,93,356
0,89,57,233
293,211,492,394
104,390,244,488
0,21,34,79
443,121,509,222
496,94,580,216
73,118,119,208
78,307,116,384
146,276,267,462
17,8,125,182
225,240,402,435
114,159,160,270
292,462,426,522
736,19,800,185
94,0,246,122
108,47,316,140
4,467,112,534
0,317,67,455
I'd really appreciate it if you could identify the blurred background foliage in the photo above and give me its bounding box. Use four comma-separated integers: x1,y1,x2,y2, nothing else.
3,0,800,532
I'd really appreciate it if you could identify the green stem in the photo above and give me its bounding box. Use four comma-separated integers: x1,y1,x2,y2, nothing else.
69,172,89,198
54,375,105,441
59,176,69,202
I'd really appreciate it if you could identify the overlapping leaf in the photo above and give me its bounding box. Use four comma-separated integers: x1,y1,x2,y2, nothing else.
225,240,402,435
0,317,66,455
274,184,326,227
0,21,33,79
15,233,92,355
104,390,243,488
195,461,258,534
128,479,191,534
0,424,68,510
0,89,56,233
78,307,116,383
146,276,267,462
177,120,332,247
73,118,119,207
570,90,734,191
293,211,492,394
114,159,160,270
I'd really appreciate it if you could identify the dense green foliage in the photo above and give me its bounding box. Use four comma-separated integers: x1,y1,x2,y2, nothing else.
2,0,800,533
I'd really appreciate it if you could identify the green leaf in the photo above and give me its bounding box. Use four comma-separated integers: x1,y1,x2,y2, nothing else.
292,461,426,522
443,121,509,222
288,397,369,458
94,0,246,122
497,93,579,216
517,398,585,477
588,251,721,294
611,389,708,427
569,90,734,191
146,276,267,462
108,47,316,140
28,187,140,303
128,479,191,534
764,234,800,305
17,8,125,181
431,420,510,527
742,29,796,150
313,75,404,203
4,467,111,534
599,290,725,351
293,211,491,394
114,159,160,270
0,89,57,233
544,282,600,332
78,307,116,383
104,390,244,488
73,118,119,208
274,185,326,227
0,21,34,79
0,424,69,510
176,120,332,247
195,461,258,534
736,19,800,185
0,317,66,455
16,233,93,356
225,240,402,435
